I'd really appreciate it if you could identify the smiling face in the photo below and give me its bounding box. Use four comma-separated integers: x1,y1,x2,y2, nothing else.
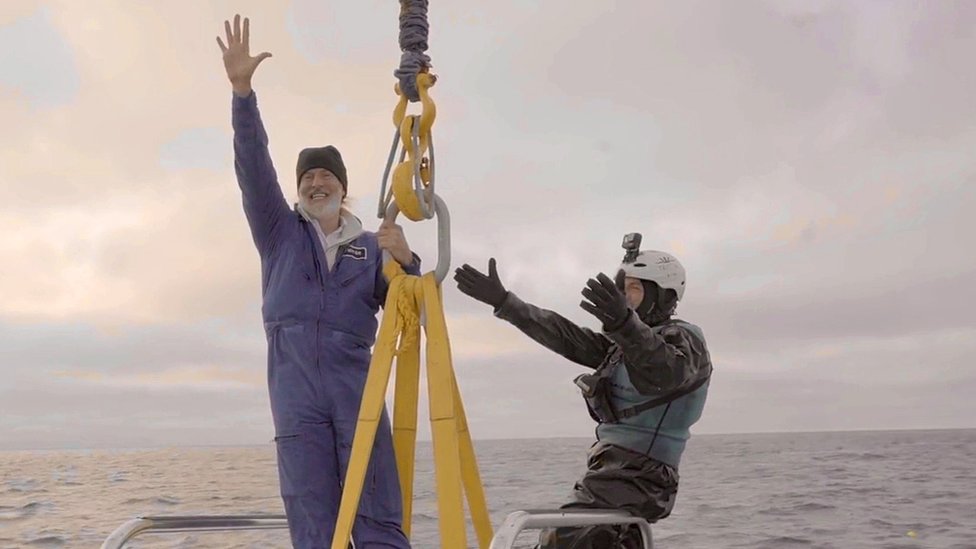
297,168,344,219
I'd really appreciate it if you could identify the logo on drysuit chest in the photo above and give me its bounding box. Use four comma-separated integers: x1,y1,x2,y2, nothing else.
342,245,368,261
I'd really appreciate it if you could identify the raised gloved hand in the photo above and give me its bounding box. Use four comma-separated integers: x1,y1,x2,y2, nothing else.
454,258,508,309
580,272,632,331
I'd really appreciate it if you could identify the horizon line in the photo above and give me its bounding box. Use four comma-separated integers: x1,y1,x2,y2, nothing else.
3,425,973,453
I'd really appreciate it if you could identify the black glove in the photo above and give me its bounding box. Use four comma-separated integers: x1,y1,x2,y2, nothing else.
454,258,509,308
580,272,631,331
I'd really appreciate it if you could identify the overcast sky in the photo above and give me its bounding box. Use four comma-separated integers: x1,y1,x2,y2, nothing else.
2,0,974,450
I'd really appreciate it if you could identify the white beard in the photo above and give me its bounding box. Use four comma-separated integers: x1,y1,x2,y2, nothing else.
300,194,342,221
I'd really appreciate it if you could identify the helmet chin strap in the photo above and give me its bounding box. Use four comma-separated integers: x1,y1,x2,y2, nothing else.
642,304,675,326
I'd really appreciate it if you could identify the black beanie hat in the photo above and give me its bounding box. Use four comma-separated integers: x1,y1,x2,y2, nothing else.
296,146,348,194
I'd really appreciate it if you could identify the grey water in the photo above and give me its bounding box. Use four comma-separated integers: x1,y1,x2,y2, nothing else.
1,429,973,548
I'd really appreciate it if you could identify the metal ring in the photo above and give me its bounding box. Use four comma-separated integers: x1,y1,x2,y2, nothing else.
384,194,451,283
378,127,401,218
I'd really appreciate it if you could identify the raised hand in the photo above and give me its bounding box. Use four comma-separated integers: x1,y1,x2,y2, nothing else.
580,272,631,331
377,219,414,267
454,258,509,309
216,14,272,97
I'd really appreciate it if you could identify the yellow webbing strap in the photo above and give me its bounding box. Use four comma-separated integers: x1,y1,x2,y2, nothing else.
333,17,491,543
331,263,493,548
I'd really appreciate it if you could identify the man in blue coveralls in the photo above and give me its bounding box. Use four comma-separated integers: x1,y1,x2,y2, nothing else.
217,14,416,548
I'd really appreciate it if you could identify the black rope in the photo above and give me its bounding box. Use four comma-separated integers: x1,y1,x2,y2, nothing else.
646,402,673,455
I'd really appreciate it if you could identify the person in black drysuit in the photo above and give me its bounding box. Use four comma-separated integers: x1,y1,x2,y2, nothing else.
454,237,712,548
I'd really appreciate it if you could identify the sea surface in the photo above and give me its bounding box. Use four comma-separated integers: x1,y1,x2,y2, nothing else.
1,429,974,548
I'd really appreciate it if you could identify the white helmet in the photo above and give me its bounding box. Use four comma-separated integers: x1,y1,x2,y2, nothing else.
619,250,686,301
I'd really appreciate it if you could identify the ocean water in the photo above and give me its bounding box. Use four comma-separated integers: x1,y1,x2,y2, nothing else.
1,429,973,548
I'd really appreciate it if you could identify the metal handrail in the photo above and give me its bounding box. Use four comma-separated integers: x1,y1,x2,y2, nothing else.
101,508,652,549
489,509,654,549
99,514,289,549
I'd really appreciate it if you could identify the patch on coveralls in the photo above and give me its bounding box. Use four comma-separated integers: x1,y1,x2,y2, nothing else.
342,245,368,261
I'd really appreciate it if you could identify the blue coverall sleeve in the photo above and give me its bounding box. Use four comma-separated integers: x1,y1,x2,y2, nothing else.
232,91,292,256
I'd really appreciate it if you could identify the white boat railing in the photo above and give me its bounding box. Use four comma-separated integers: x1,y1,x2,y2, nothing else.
100,509,653,548
99,514,289,549
489,509,653,549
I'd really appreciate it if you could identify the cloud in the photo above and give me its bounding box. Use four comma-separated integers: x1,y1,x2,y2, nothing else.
0,318,264,384
0,380,271,450
2,1,975,448
699,368,976,435
285,0,396,66
158,127,231,172
0,4,78,107
697,269,976,344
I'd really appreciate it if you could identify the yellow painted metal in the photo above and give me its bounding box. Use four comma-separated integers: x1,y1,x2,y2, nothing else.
391,73,436,222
